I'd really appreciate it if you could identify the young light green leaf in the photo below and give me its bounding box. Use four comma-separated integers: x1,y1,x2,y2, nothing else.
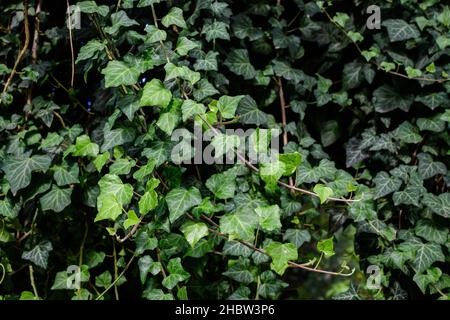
140,79,172,108
265,242,298,276
180,221,209,247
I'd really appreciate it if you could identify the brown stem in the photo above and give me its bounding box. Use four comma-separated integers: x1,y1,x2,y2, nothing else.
2,0,30,95
191,214,354,277
26,0,43,105
277,77,294,187
66,0,75,87
116,217,143,243
199,115,358,203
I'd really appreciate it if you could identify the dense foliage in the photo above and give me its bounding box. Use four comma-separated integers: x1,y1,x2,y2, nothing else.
0,0,450,300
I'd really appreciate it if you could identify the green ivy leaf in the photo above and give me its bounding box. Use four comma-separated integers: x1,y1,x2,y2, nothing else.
383,19,420,42
161,7,186,29
101,60,140,88
165,187,202,223
317,237,335,257
205,168,236,200
224,49,256,80
140,79,172,108
73,135,99,158
265,242,298,276
40,185,72,213
21,241,53,269
220,210,258,242
313,184,334,204
181,99,206,122
1,155,51,195
180,221,209,247
255,205,282,232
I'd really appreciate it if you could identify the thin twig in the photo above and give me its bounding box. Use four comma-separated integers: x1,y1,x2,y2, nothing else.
95,253,136,300
2,0,30,95
191,214,355,277
199,115,358,203
320,6,449,84
277,77,294,187
29,265,39,298
27,0,43,105
66,0,75,87
116,217,143,243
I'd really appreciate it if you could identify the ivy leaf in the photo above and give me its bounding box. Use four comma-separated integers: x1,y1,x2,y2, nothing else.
348,199,377,222
193,79,219,101
40,185,72,213
415,93,448,110
95,196,123,222
176,37,198,56
165,187,202,223
181,99,206,122
105,11,139,34
140,79,172,108
53,163,79,186
139,189,158,214
313,184,334,204
223,258,255,284
217,95,245,119
278,152,302,176
283,229,311,248
162,258,190,289
97,174,133,204
345,138,369,168
414,220,449,245
260,159,285,187
137,0,161,7
72,135,99,158
161,7,186,29
156,111,180,135
132,162,155,183
417,153,447,180
101,128,136,152
1,155,51,195
144,25,167,43
202,21,230,42
101,61,140,88
180,221,209,247
220,210,258,242
76,39,106,63
224,49,256,80
255,205,282,232
21,241,53,269
109,158,135,175
417,117,445,133
206,168,236,200
272,60,305,84
413,268,442,294
124,210,140,229
372,85,414,113
0,198,19,219
78,1,109,16
373,171,402,199
211,133,240,158
317,237,335,257
422,193,450,219
296,159,336,184
412,242,445,273
383,19,420,42
394,122,422,144
393,183,426,207
194,51,218,71
237,96,268,126
343,62,363,89
265,242,298,276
